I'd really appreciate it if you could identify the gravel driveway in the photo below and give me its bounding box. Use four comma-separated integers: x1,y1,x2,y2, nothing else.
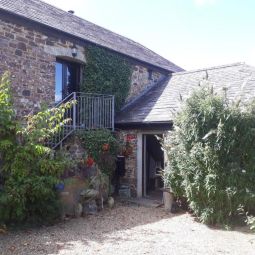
1,202,254,255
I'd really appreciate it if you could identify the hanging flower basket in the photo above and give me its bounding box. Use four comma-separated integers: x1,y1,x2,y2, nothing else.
122,142,133,157
86,157,94,167
102,143,110,152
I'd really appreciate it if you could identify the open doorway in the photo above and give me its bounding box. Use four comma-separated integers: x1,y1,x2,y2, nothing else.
142,134,164,199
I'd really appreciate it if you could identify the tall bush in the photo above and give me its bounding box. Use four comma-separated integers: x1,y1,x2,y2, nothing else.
0,73,72,225
164,81,255,225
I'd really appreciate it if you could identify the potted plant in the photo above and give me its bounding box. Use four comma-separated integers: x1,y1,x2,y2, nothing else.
102,143,110,152
86,156,95,167
122,141,133,157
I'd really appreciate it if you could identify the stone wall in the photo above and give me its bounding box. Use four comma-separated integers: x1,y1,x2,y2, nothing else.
62,131,139,197
127,65,164,103
0,14,86,117
117,130,138,197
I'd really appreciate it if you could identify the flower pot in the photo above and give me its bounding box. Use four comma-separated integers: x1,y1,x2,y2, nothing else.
55,182,65,191
162,188,174,212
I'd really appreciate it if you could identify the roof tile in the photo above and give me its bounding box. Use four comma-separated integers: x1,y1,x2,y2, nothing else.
116,63,255,124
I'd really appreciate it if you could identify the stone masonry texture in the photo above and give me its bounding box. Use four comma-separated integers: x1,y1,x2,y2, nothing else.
117,130,138,197
0,13,166,118
127,65,164,103
0,14,85,117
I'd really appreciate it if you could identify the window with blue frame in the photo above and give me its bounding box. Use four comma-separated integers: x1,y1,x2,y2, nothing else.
55,59,80,103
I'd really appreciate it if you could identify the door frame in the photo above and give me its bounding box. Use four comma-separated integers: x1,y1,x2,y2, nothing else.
136,131,165,198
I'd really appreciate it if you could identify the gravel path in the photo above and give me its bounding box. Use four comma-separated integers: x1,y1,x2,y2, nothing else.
0,202,254,255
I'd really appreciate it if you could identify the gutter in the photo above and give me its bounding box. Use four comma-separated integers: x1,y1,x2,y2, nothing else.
115,121,173,130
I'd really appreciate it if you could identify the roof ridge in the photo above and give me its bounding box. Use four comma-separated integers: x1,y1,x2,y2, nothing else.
33,0,75,17
39,0,151,47
172,62,245,76
0,0,183,72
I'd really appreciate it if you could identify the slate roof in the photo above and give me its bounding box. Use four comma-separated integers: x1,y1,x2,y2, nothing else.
0,0,184,72
115,63,255,125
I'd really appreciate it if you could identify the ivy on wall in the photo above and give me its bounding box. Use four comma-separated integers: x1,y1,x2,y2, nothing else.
81,45,132,111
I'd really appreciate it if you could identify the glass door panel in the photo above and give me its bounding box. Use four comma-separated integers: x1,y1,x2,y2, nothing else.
55,62,63,103
55,60,80,103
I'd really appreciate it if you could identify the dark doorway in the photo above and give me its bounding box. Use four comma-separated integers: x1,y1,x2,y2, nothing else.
143,134,164,198
55,59,80,103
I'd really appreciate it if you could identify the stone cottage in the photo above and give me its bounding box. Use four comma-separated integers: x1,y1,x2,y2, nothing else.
0,0,184,197
1,0,255,198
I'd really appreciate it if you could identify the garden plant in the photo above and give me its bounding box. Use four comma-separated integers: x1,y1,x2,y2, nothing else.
0,72,72,225
163,80,255,228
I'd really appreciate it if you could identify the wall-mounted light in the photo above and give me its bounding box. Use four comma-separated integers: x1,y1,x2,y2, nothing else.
71,44,78,57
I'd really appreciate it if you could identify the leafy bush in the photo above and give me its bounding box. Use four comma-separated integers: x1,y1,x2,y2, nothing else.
78,129,119,176
0,73,72,225
163,81,255,225
246,215,255,231
0,73,16,157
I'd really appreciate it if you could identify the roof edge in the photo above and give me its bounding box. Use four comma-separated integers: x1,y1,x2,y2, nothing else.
115,121,173,130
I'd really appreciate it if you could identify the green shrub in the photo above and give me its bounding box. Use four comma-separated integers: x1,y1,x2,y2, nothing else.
0,72,15,134
246,215,255,231
163,81,255,225
0,72,72,225
78,129,119,176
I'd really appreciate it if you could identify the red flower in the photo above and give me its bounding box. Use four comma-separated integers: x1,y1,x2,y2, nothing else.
102,143,110,151
86,157,94,167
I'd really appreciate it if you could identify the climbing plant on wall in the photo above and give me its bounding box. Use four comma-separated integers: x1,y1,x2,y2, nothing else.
81,45,132,111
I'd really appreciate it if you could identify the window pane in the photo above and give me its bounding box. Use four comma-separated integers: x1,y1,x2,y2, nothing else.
55,62,63,103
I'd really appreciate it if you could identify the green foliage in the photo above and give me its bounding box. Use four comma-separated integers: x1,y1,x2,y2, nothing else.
246,215,255,231
78,129,119,176
0,73,16,157
163,81,255,225
0,73,15,134
0,72,72,225
81,45,132,111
